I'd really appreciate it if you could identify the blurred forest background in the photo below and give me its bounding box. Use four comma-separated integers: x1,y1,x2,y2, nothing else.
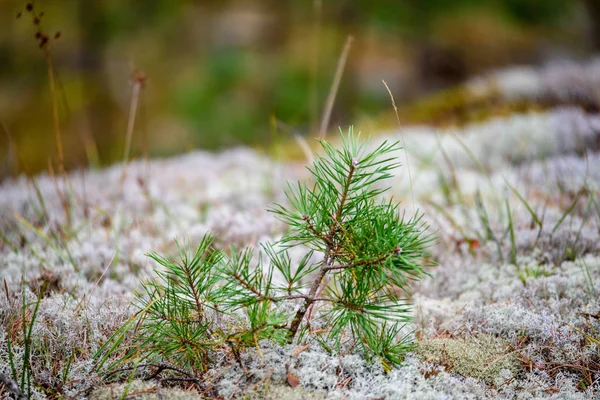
1,0,599,178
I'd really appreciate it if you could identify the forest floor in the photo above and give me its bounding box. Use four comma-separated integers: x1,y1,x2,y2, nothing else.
1,59,600,399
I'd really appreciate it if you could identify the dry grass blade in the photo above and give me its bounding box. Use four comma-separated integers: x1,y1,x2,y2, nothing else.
120,69,146,186
293,134,314,165
319,35,353,139
383,79,415,213
452,132,504,219
309,0,322,135
45,51,64,177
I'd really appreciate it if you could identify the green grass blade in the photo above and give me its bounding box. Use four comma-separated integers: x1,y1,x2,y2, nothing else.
505,179,542,227
552,189,584,234
506,200,517,265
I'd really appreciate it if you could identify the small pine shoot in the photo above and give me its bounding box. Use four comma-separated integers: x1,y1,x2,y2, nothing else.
95,128,434,378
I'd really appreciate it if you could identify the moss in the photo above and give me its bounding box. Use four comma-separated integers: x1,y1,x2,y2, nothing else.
397,84,544,128
245,384,326,400
90,380,203,400
414,334,519,385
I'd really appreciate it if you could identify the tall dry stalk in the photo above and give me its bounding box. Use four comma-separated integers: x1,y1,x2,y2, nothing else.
21,3,72,226
382,80,415,214
309,0,322,136
44,50,65,177
319,35,353,139
120,69,146,186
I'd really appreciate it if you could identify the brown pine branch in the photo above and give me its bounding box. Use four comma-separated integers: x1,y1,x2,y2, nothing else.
230,272,275,302
302,214,332,245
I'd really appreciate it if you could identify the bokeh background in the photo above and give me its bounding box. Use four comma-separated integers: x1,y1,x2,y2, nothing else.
1,0,598,178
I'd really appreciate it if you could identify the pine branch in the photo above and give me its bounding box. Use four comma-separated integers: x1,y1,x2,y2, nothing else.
230,272,275,302
302,214,332,245
333,157,357,226
182,259,206,319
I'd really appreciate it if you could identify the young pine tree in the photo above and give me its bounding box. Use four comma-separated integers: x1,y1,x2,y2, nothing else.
96,129,433,378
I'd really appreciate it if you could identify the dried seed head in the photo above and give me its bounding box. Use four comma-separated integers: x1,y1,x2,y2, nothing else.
130,69,147,88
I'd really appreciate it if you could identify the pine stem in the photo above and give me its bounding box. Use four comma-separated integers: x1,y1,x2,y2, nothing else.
287,257,329,341
287,160,356,341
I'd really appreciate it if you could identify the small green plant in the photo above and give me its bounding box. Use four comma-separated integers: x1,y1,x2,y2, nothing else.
96,129,433,378
516,263,553,286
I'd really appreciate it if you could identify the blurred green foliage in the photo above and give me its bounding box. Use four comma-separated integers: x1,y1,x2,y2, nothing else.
0,0,590,177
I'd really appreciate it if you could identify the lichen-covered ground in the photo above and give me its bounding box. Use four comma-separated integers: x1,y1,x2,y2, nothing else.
1,58,599,399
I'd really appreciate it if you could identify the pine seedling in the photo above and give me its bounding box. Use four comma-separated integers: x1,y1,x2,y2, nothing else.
96,129,433,379
268,129,433,354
